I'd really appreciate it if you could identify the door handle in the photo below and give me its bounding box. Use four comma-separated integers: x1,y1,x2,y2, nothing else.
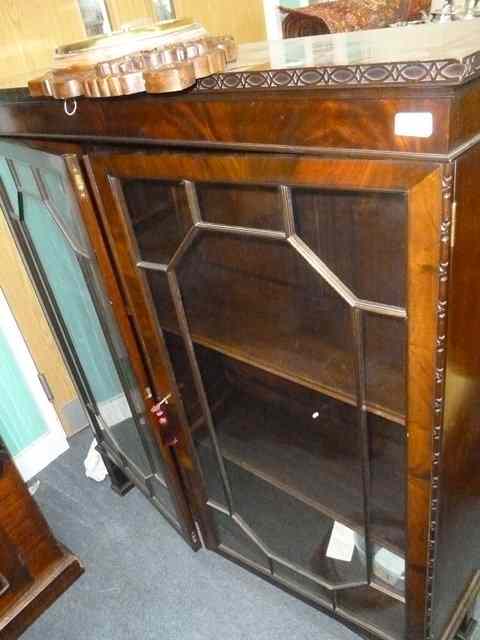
150,395,178,447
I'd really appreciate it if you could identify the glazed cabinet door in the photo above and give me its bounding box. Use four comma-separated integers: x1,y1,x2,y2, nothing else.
87,151,445,640
0,140,198,548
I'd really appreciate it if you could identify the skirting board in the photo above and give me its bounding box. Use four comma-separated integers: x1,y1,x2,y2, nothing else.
61,397,89,436
14,429,69,482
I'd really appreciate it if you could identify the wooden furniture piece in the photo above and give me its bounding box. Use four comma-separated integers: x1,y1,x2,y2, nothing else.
280,0,430,38
27,19,237,100
0,439,82,638
0,19,480,640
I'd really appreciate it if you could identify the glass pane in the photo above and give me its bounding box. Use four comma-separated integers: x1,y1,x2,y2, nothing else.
210,508,271,573
145,271,179,333
42,170,70,217
149,474,178,522
41,169,89,255
22,193,152,478
293,189,407,308
0,157,19,216
188,349,367,590
145,182,408,605
77,0,111,36
152,0,175,20
162,334,233,511
370,413,406,561
12,161,40,199
197,183,283,231
158,212,370,592
177,232,357,406
164,330,216,427
122,180,192,264
336,586,405,640
272,560,333,609
192,413,231,512
365,313,406,420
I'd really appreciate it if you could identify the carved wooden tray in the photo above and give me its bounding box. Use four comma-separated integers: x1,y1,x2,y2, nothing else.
28,19,236,99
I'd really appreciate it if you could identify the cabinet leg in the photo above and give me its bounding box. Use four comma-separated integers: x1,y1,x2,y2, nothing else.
99,450,134,496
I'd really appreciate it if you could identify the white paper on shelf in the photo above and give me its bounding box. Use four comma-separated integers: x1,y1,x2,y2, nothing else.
326,521,355,562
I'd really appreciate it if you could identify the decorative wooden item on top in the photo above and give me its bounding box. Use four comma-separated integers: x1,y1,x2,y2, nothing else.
280,0,431,38
28,18,236,98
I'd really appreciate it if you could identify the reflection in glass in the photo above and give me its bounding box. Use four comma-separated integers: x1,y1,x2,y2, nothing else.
77,0,111,36
22,192,152,477
211,509,271,572
149,474,178,522
153,0,175,20
369,413,406,556
336,585,406,640
197,183,283,231
123,180,191,264
364,313,406,420
0,157,19,216
166,223,370,594
188,352,368,590
177,232,357,406
272,560,333,608
294,188,407,308
132,175,407,625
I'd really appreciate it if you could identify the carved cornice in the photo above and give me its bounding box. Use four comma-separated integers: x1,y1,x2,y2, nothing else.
196,52,480,92
424,164,454,640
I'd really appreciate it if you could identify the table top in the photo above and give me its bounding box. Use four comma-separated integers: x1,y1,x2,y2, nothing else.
2,19,480,99
233,20,480,71
196,20,480,92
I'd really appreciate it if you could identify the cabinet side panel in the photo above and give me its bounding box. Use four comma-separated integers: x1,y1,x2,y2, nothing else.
407,169,443,640
433,146,480,639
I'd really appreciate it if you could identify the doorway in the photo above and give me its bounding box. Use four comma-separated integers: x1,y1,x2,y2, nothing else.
0,288,68,481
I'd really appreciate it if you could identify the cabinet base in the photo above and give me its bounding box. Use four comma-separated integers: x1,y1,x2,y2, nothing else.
441,572,480,640
0,549,83,639
97,444,134,496
215,546,395,640
455,619,478,640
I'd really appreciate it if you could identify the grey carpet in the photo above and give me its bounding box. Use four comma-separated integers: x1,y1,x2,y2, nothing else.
23,428,361,640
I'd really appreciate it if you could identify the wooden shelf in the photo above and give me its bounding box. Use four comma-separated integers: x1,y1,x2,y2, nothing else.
199,442,368,588
195,388,405,556
190,321,405,426
151,269,406,426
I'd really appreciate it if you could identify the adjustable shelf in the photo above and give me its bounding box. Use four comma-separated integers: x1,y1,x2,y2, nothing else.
164,330,406,558
151,269,406,426
194,385,405,557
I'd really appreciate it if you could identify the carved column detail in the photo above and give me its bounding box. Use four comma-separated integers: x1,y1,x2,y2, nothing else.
424,163,454,640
